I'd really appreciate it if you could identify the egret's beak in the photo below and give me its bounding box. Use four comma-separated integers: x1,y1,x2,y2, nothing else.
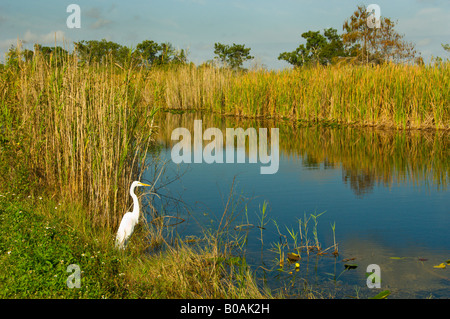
139,183,151,187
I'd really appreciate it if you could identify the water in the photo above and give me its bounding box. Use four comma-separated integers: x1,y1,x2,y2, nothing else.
143,111,450,299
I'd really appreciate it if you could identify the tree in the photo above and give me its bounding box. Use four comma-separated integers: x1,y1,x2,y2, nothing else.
22,49,34,63
5,43,69,68
74,39,130,65
213,43,254,70
133,40,187,67
5,45,21,67
443,43,450,54
278,28,347,67
33,44,68,65
342,5,419,64
74,39,187,68
154,42,187,66
133,40,160,66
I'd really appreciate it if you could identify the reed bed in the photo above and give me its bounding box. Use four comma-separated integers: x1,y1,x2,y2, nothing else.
0,48,156,228
1,50,448,226
146,63,450,130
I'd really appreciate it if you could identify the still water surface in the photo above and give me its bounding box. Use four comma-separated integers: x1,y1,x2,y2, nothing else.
143,111,449,299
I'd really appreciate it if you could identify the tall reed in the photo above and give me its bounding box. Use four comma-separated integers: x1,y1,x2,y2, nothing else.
2,49,448,226
144,63,450,129
0,47,157,228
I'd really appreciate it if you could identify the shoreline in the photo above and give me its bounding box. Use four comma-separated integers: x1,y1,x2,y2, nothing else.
0,192,270,299
162,108,450,131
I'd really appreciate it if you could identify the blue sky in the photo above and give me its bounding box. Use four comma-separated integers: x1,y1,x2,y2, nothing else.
1,0,449,69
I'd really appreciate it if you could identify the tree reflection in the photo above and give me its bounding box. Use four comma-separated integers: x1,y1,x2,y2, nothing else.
154,111,449,198
342,167,376,197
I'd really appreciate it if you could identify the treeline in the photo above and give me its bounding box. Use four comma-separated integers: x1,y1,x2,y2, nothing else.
2,4,450,70
2,39,188,69
3,38,255,70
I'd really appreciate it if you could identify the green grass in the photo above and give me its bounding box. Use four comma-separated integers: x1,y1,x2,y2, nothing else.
0,194,128,298
0,191,270,299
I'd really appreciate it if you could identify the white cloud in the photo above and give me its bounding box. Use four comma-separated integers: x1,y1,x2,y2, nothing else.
22,30,66,44
0,30,67,61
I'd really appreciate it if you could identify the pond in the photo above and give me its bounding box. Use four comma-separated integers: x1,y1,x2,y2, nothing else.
143,111,450,299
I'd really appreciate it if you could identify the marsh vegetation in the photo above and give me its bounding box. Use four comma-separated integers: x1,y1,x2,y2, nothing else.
0,34,448,298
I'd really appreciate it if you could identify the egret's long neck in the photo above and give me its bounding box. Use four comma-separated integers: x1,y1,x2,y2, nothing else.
130,186,140,218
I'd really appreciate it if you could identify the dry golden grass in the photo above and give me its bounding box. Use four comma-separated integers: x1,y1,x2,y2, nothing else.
1,48,156,228
4,52,446,230
144,62,450,130
123,236,270,298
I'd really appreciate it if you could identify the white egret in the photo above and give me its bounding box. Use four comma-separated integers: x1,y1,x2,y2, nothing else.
115,181,151,250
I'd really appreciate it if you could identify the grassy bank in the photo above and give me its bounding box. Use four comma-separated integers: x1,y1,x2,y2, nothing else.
0,191,269,298
145,62,450,130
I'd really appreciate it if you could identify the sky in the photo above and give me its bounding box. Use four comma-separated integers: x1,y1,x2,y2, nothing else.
0,0,449,69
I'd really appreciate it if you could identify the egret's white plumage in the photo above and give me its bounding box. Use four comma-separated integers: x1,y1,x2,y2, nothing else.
115,181,151,249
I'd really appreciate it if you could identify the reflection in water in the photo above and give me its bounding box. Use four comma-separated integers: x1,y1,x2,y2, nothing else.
155,111,449,197
148,111,450,298
342,168,376,198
